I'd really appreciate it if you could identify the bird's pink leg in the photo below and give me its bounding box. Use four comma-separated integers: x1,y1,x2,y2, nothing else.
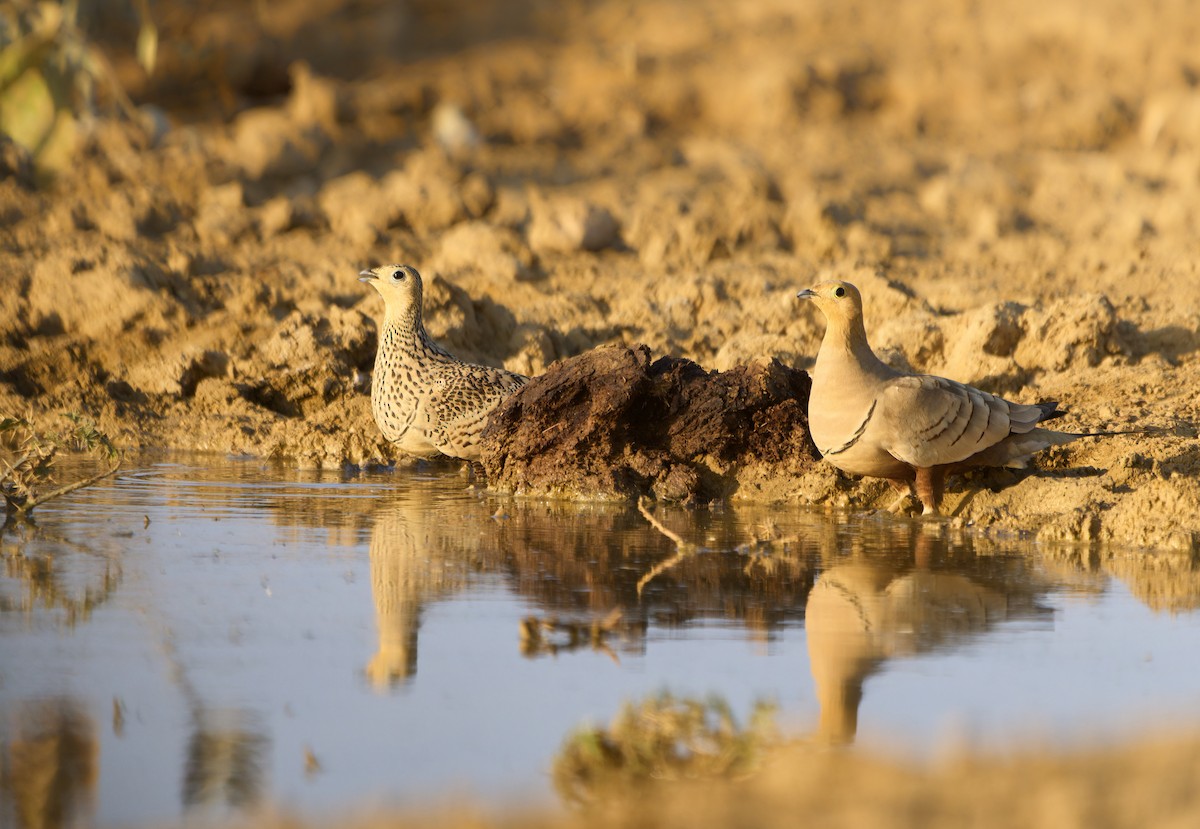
914,466,946,516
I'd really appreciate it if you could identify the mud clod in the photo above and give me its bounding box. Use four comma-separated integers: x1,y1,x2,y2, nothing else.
481,345,816,503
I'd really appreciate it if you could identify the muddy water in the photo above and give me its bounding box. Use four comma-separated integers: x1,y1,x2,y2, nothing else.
3,458,1200,828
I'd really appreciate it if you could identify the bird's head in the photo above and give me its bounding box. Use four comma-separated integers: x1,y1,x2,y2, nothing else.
359,264,424,318
796,280,864,325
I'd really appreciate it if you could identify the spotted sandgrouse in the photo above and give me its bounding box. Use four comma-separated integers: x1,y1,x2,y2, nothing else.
360,264,527,461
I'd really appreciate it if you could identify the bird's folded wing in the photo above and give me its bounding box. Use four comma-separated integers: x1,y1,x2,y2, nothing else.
427,366,527,450
875,375,1015,468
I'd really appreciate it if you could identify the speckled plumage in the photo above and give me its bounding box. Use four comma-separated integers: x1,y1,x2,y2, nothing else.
360,264,528,461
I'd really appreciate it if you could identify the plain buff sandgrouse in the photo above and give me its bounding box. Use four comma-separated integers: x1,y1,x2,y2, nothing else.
360,264,528,462
798,279,1094,515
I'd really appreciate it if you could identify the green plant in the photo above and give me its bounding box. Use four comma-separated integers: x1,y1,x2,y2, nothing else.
552,692,778,805
1,412,121,520
0,0,154,174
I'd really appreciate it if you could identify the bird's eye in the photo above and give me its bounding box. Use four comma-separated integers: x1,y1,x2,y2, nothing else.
834,286,846,298
392,270,405,281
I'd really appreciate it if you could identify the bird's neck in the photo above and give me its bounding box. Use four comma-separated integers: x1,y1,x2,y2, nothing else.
380,307,439,356
818,316,893,380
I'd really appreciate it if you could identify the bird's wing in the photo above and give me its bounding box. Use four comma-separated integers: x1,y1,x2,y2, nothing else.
874,374,1048,468
426,366,528,453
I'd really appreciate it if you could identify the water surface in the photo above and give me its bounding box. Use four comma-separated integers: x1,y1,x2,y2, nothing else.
3,457,1200,827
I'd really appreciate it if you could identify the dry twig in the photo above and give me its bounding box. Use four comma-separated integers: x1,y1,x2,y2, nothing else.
635,496,698,596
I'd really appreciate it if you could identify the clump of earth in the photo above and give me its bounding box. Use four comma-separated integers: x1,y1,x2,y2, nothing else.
2,0,1199,550
481,345,815,503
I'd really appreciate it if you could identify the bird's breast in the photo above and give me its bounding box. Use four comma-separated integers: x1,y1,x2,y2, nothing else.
808,368,908,478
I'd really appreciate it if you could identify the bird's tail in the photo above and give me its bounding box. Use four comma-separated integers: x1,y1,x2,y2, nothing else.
976,425,1162,470
1035,401,1066,423
1068,427,1165,438
1034,399,1165,438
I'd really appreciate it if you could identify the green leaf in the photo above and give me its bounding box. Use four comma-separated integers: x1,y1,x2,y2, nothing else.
136,21,156,76
0,67,56,151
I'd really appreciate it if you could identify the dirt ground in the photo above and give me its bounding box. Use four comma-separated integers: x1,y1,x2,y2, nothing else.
3,0,1200,550
233,731,1200,829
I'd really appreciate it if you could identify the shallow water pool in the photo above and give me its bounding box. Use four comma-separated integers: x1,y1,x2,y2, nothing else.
3,457,1200,827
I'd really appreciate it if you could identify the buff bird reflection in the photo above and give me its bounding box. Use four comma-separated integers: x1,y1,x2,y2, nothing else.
804,524,1047,744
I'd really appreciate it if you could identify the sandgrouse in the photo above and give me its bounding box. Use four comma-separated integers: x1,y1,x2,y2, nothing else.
798,280,1088,515
360,264,527,462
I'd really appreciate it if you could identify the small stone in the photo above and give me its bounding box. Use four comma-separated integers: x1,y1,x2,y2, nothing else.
432,221,534,282
380,152,468,233
528,194,620,254
232,108,326,179
431,102,481,155
257,196,293,237
196,182,249,245
287,63,341,132
460,171,495,218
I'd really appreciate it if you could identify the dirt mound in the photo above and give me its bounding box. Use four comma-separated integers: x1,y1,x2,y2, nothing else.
481,345,816,502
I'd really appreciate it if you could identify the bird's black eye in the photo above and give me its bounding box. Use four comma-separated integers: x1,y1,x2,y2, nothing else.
834,286,846,298
392,270,405,281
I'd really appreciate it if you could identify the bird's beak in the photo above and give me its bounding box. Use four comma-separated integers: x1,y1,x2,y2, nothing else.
796,288,816,300
358,269,377,283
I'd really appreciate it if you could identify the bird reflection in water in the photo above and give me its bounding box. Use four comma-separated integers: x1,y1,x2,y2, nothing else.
0,698,97,829
364,484,1057,747
365,495,818,683
805,521,1052,744
181,709,268,815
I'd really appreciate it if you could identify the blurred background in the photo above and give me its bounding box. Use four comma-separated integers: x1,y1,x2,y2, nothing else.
2,0,1198,471
4,3,1200,825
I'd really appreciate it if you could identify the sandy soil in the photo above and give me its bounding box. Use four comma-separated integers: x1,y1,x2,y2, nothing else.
2,0,1199,548
239,731,1200,829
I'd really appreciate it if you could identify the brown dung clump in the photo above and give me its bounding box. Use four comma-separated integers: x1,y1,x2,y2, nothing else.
480,345,817,503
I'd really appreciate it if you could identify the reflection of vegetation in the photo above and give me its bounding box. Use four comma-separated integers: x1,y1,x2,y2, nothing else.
2,413,121,521
635,496,698,595
0,0,153,175
0,698,97,829
497,500,815,636
0,542,120,625
1,415,123,625
636,497,809,610
519,609,624,661
182,709,268,813
552,693,777,805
